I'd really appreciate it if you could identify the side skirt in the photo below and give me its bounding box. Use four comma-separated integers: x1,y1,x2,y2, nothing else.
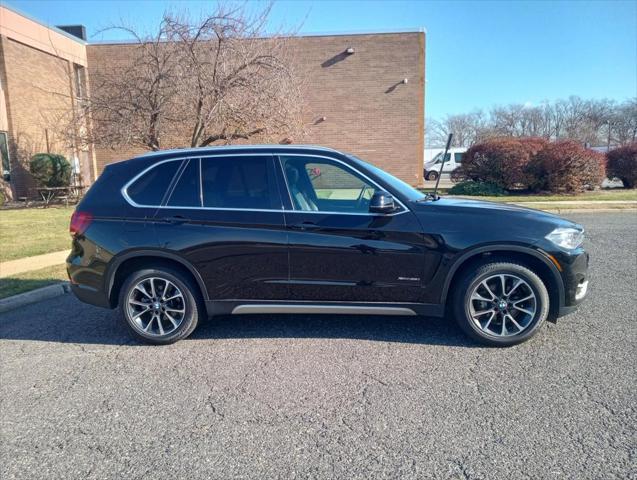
205,300,445,318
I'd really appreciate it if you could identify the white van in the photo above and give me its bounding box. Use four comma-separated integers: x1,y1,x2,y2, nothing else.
424,148,466,180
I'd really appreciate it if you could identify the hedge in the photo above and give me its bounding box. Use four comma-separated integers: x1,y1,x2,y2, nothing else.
606,143,637,188
527,140,605,193
451,137,548,190
29,153,72,188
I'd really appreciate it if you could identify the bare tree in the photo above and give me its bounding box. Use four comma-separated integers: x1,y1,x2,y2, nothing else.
72,2,303,152
429,96,636,148
611,99,637,146
427,111,488,148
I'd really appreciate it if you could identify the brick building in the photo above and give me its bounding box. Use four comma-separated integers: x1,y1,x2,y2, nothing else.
0,5,425,200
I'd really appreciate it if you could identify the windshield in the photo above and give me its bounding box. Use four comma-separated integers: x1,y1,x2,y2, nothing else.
347,155,425,202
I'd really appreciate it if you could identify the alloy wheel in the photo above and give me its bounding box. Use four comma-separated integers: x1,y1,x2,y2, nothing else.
126,277,186,337
468,273,537,337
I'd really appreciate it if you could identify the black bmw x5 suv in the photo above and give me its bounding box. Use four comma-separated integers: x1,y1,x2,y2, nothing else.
67,145,589,346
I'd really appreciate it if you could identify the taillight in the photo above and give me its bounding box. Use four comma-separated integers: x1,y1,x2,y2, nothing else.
70,211,93,236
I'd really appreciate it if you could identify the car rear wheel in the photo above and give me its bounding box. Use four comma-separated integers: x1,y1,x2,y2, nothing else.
119,267,201,344
452,261,549,346
425,171,439,181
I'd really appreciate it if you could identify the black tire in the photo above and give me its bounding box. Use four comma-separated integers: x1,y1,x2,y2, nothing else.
426,171,439,181
452,261,549,347
118,267,202,345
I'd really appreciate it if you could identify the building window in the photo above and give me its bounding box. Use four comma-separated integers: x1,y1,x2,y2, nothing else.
74,64,86,99
0,132,10,181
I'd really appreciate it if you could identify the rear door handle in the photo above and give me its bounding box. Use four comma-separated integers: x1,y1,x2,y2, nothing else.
164,215,188,225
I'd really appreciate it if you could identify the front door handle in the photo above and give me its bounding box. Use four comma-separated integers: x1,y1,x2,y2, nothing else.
164,215,188,225
290,221,320,231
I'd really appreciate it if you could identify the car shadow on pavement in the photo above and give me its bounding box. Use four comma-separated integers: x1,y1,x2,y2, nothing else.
191,313,477,347
0,299,477,347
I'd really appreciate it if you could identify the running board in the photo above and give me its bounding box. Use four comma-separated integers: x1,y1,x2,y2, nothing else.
230,304,418,316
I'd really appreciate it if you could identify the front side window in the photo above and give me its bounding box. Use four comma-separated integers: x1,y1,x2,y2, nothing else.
280,156,377,213
201,155,278,209
127,160,181,206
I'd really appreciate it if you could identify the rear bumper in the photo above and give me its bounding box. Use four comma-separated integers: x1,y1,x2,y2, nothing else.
67,251,112,309
69,282,111,309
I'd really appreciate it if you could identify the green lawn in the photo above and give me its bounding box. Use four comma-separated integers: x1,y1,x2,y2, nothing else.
463,189,637,203
0,264,68,299
0,207,73,262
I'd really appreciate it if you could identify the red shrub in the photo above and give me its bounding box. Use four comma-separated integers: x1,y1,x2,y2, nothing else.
606,143,637,188
527,140,605,193
452,137,549,190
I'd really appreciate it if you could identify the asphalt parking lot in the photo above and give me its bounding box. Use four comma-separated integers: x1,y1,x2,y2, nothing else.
1,212,635,479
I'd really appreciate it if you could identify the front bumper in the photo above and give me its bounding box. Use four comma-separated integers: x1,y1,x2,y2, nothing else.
555,248,589,317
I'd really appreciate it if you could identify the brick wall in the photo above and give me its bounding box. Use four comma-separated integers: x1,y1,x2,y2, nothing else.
0,36,76,197
87,31,425,186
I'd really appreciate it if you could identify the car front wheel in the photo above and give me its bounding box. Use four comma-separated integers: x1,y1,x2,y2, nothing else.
425,171,439,181
453,261,549,346
119,267,201,344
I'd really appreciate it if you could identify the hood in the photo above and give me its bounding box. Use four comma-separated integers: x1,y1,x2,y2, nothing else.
410,196,580,233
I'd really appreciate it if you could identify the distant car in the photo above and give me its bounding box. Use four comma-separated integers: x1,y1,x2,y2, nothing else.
67,145,589,346
424,148,466,180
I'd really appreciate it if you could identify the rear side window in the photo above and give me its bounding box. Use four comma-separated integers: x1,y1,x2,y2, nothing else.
127,160,181,206
201,155,278,209
167,158,200,207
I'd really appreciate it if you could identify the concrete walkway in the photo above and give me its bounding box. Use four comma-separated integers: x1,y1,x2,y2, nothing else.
0,250,68,278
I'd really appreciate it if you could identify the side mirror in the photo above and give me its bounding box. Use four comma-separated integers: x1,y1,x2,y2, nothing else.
369,191,396,214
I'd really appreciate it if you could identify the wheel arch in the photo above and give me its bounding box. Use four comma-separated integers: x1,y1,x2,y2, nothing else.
105,250,209,308
441,245,564,321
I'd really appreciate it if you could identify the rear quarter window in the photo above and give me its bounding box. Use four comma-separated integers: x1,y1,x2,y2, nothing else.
127,160,181,206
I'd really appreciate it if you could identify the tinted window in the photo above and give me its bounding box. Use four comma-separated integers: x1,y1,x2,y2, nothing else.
281,156,377,213
454,152,464,163
167,158,200,207
127,160,181,206
201,156,278,209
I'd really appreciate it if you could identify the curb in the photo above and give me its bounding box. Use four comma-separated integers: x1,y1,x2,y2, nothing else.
537,208,637,214
0,282,70,314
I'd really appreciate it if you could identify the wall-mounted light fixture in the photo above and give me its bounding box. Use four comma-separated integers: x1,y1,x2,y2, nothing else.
402,78,409,84
345,47,355,54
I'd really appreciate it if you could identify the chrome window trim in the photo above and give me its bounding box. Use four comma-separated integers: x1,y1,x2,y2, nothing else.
121,152,409,216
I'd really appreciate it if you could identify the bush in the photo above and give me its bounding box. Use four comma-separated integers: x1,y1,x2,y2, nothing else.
0,190,4,207
452,137,548,190
606,143,637,188
29,153,71,188
449,181,506,196
527,140,605,193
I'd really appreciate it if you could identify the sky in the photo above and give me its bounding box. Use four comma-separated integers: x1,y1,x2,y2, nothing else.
6,0,636,120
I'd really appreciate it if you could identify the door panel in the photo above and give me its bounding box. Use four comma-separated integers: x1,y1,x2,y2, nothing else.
276,154,428,303
153,155,289,301
285,210,427,303
154,209,289,300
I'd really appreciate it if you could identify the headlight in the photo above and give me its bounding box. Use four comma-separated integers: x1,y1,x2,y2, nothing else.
545,227,584,250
